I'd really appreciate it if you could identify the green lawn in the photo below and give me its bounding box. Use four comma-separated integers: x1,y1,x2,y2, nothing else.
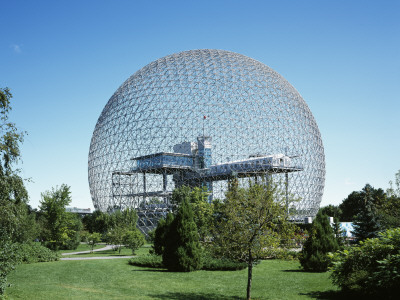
7,258,341,299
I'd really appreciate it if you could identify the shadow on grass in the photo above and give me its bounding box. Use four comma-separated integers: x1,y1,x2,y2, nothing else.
300,290,367,300
131,268,169,272
281,269,305,273
149,292,241,299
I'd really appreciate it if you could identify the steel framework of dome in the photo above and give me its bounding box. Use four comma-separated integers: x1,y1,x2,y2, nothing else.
88,49,325,230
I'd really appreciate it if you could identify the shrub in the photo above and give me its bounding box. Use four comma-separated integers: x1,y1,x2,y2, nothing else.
330,227,400,298
16,243,59,264
0,239,18,296
299,211,339,272
128,254,163,268
152,214,174,255
129,253,246,271
261,248,300,260
163,196,203,272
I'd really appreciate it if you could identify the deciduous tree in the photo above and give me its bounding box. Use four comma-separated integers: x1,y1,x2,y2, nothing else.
212,180,291,300
39,184,75,250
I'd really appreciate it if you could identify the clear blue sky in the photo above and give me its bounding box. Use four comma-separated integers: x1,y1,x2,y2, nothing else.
1,0,399,210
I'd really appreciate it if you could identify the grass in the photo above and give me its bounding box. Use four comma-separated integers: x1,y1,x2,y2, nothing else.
7,256,341,299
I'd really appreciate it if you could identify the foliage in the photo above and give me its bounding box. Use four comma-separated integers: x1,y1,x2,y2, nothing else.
387,169,400,197
211,180,292,300
39,184,81,250
106,226,125,253
339,184,385,222
0,87,33,297
151,213,174,256
0,235,18,297
171,186,213,241
15,243,59,264
330,227,400,298
123,229,145,255
108,208,138,231
331,217,346,247
85,232,102,253
82,210,109,235
352,188,382,242
128,254,164,268
299,211,339,272
376,194,400,229
163,194,203,272
261,248,300,260
318,204,342,220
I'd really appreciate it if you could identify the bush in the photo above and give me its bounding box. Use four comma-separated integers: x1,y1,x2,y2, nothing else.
330,227,400,298
299,211,339,272
163,195,203,272
129,254,163,268
129,253,246,271
261,248,300,260
16,243,59,264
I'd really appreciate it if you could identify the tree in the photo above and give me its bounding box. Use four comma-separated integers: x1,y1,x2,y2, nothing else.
387,169,400,197
108,208,138,231
86,232,102,253
318,204,342,220
299,211,339,272
332,217,346,247
352,187,382,242
212,180,291,300
0,87,33,297
339,184,385,222
123,229,145,255
152,213,174,255
106,226,125,253
82,210,109,235
39,184,75,250
163,194,203,272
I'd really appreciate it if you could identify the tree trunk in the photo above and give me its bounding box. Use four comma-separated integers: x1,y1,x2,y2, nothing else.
247,254,253,300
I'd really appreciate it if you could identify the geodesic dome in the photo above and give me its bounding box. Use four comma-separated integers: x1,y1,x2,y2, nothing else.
88,49,325,222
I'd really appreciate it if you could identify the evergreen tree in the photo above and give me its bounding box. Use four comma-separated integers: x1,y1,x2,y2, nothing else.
162,196,202,272
152,213,174,255
353,189,381,242
300,211,339,272
332,217,346,247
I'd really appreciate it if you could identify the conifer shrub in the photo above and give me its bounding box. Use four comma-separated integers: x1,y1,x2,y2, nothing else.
162,196,203,272
299,211,339,272
151,213,174,255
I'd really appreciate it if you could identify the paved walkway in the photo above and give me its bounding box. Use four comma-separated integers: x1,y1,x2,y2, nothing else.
61,256,134,261
61,244,114,256
60,244,134,261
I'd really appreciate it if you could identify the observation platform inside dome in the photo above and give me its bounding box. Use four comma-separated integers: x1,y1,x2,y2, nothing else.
127,136,303,184
129,152,303,180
